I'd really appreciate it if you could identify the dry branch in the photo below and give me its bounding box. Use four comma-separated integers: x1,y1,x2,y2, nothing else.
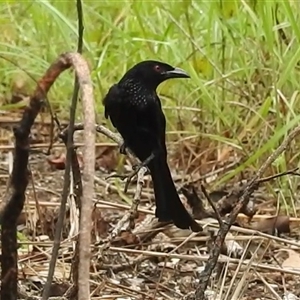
111,166,147,236
43,3,85,299
71,123,138,164
71,58,95,300
69,123,149,246
192,124,300,300
0,55,71,300
0,51,95,300
42,54,94,300
42,60,82,300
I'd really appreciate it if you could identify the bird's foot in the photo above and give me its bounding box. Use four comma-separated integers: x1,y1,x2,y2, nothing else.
105,166,146,192
122,153,155,191
139,152,155,168
132,163,150,174
105,153,155,192
105,164,144,191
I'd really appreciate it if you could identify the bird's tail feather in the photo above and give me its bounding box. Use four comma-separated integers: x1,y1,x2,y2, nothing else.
148,158,201,232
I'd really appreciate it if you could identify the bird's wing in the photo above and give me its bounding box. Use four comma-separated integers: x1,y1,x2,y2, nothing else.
155,95,167,158
135,94,167,158
102,84,120,128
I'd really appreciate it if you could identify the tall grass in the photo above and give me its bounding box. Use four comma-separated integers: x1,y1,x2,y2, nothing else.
1,0,300,208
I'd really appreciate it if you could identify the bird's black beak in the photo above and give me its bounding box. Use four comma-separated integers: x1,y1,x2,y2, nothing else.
163,67,190,79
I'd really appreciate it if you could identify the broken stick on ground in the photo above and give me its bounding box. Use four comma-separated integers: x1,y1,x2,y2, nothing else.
191,124,300,300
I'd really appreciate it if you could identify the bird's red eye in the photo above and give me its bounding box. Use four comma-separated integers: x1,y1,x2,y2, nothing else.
154,65,161,72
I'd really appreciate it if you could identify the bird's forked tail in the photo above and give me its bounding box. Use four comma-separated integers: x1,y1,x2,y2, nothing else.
148,157,202,232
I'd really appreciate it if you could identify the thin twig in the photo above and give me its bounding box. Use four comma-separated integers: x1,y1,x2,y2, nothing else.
101,167,147,250
71,123,139,165
0,54,71,300
70,123,146,192
200,184,223,226
257,167,300,184
67,1,84,297
42,81,77,300
193,124,300,300
73,9,96,300
129,167,147,227
41,5,85,295
0,55,57,156
107,246,300,276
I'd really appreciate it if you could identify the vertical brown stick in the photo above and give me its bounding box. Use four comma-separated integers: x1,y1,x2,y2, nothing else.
0,57,71,300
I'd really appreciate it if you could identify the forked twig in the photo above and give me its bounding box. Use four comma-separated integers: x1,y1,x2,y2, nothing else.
43,2,85,299
193,125,300,300
71,123,143,191
200,184,223,226
257,167,300,184
69,123,148,225
129,166,148,227
106,156,152,192
99,167,147,251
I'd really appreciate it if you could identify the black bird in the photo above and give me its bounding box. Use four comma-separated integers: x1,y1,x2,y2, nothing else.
103,60,202,232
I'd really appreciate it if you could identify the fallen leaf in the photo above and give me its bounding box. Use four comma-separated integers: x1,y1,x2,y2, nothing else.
47,152,84,170
252,215,290,235
47,153,66,170
91,206,110,241
96,146,118,171
282,250,300,270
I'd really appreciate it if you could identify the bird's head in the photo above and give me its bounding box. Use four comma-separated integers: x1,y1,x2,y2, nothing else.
119,60,190,90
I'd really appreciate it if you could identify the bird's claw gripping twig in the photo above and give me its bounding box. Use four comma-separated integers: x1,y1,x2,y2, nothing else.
132,163,150,173
123,152,154,192
105,165,141,183
105,152,155,192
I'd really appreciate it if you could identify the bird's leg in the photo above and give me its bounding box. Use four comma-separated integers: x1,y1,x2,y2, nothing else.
132,154,154,172
119,143,150,171
105,152,154,189
119,142,127,154
123,152,155,192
